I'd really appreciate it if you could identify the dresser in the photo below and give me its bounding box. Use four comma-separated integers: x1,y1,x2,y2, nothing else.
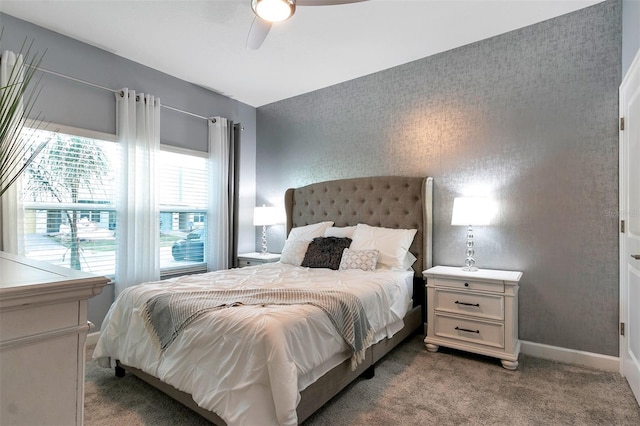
0,252,110,425
423,265,522,370
237,252,281,267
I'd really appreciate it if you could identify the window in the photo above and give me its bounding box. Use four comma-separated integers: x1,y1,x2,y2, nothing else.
158,148,209,274
22,128,119,276
20,126,210,278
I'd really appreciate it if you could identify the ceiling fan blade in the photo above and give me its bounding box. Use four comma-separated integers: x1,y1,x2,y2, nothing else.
247,17,272,50
297,0,368,5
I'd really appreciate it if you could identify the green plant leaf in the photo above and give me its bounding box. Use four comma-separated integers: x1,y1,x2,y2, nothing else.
0,31,50,197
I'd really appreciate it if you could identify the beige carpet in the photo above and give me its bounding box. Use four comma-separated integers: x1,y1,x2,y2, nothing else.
85,335,640,425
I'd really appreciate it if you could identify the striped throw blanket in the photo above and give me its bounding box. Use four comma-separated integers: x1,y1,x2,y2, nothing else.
142,288,375,369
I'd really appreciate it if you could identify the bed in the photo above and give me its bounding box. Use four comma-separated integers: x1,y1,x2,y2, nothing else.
94,175,433,425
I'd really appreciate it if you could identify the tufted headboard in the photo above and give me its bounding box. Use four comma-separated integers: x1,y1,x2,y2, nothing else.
284,176,433,277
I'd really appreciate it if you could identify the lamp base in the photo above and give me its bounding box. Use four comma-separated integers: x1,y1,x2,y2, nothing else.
261,225,268,255
461,225,478,272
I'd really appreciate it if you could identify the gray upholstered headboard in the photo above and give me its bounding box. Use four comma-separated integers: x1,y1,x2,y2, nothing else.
284,176,433,277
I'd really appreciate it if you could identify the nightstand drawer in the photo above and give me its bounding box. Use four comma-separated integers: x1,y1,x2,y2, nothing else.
434,289,504,321
238,259,260,267
432,277,504,293
434,314,504,349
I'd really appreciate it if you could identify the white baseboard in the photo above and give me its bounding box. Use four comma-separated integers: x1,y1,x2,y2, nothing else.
86,331,100,347
520,340,620,372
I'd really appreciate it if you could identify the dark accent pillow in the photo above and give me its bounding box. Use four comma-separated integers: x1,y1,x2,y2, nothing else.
301,237,352,270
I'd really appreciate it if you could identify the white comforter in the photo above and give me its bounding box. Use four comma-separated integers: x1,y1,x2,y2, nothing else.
94,263,413,426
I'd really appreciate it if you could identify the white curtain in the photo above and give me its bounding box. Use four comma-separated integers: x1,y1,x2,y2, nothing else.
115,89,161,295
0,50,25,255
208,117,231,271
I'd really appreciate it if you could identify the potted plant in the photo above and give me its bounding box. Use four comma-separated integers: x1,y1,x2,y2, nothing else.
1,33,49,198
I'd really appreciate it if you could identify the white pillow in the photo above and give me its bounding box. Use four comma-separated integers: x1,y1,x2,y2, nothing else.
339,248,379,272
280,240,311,266
280,221,334,266
349,224,417,270
286,221,334,242
403,251,418,270
324,226,357,238
377,251,417,272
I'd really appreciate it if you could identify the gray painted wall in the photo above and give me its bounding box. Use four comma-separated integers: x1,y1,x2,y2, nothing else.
256,1,622,356
622,0,640,75
1,13,258,329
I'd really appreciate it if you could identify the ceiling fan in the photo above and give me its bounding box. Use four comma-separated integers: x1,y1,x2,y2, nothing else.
247,0,368,49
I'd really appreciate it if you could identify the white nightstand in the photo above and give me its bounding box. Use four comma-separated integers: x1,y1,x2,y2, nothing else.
423,265,522,370
237,252,281,268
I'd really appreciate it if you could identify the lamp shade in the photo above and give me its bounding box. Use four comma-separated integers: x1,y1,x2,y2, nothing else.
253,206,279,226
451,197,494,226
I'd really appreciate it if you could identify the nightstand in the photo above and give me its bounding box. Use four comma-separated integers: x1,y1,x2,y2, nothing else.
237,252,281,268
423,265,522,370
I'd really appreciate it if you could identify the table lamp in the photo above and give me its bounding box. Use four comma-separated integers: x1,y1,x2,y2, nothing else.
451,197,494,272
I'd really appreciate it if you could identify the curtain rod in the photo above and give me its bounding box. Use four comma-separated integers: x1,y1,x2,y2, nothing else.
31,64,212,121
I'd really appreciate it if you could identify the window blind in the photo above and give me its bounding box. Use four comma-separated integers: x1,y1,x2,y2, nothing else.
158,149,209,273
22,129,119,276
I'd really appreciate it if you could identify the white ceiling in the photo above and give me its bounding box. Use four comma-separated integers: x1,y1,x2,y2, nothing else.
1,0,604,107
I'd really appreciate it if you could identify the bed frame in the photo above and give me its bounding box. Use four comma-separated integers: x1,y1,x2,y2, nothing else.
116,175,433,425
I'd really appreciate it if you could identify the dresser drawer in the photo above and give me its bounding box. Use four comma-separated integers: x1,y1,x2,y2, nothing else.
434,289,504,321
432,277,504,293
434,314,504,349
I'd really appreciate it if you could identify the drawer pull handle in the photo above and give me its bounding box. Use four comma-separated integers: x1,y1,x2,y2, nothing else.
464,282,469,287
455,301,480,307
455,326,480,334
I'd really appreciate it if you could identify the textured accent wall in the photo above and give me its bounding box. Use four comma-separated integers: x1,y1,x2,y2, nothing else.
257,1,622,355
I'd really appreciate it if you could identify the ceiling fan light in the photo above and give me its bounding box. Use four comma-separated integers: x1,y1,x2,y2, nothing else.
252,0,295,23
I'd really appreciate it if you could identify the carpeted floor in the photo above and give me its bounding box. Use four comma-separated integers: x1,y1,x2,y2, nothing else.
85,334,640,425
